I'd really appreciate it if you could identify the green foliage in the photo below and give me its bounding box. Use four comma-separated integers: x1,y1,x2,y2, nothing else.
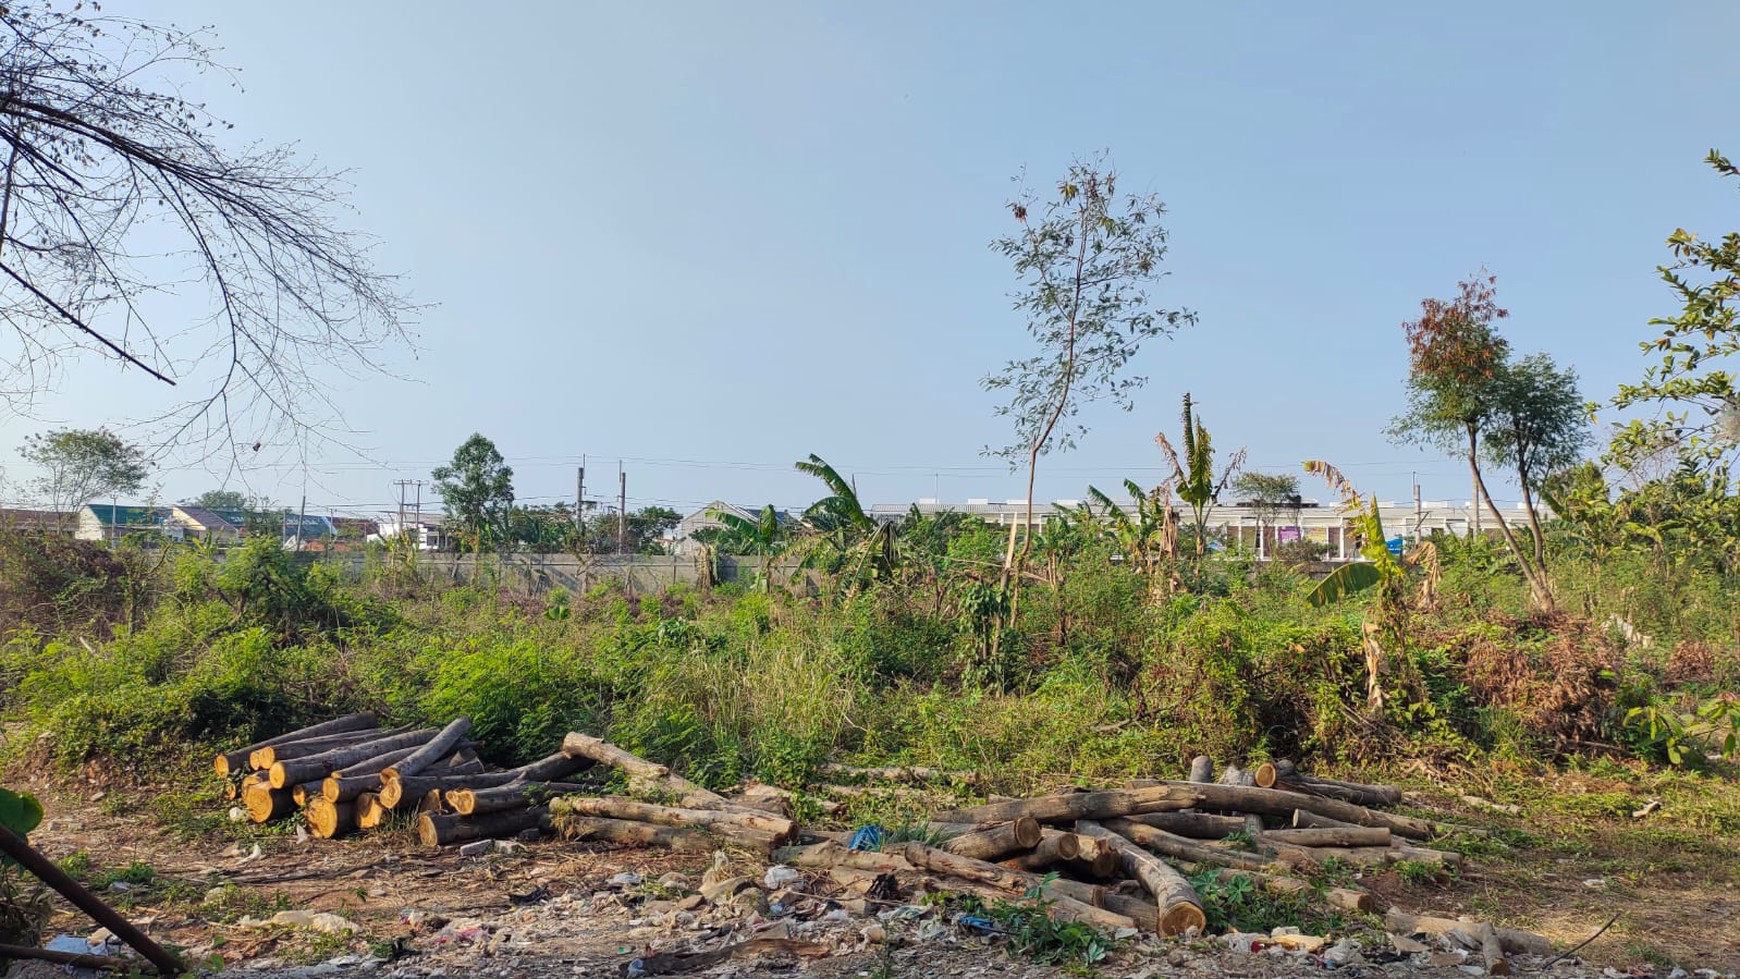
1188,870,1310,933
17,427,149,516
981,877,1115,968
1608,150,1740,474
1306,562,1383,607
430,433,515,549
0,788,42,838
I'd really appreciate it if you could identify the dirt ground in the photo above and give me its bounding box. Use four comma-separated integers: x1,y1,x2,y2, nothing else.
10,771,1740,979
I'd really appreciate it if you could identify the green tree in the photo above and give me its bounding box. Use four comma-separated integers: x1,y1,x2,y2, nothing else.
1231,471,1301,559
183,489,250,511
982,156,1196,609
703,504,793,587
1156,393,1245,560
1608,150,1740,474
18,427,149,529
1386,274,1555,610
1483,354,1589,569
431,434,514,554
794,454,897,590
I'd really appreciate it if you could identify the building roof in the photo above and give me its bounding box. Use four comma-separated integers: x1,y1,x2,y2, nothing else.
85,504,174,527
173,506,243,533
0,508,72,530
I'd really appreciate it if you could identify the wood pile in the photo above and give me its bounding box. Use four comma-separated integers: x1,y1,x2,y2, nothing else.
216,722,1526,962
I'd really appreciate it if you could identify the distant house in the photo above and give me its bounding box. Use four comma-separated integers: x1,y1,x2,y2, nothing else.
331,517,379,541
373,512,449,551
0,508,75,534
673,501,796,554
170,506,244,545
77,505,184,543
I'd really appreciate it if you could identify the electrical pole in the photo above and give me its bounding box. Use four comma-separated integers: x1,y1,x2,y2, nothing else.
1413,472,1423,542
296,493,308,552
617,464,627,554
393,480,413,545
575,466,586,538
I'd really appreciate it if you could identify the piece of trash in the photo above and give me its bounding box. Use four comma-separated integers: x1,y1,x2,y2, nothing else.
1581,877,1607,889
509,885,551,906
608,872,644,888
239,910,359,934
238,844,263,864
860,924,887,944
108,881,132,892
296,824,309,844
763,866,801,890
227,806,246,823
1390,934,1429,955
1631,800,1661,819
848,825,885,851
957,915,1002,935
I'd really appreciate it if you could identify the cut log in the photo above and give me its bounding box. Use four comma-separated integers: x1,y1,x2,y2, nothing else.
419,807,549,847
941,817,1043,861
380,716,473,780
774,841,912,874
1075,821,1206,936
1261,826,1392,847
355,792,387,830
817,763,978,785
268,727,440,788
560,732,723,809
1219,764,1255,787
1384,911,1551,957
896,843,1127,930
449,781,591,816
379,771,520,809
545,795,795,845
251,728,403,770
1262,841,1394,867
551,815,712,852
305,797,356,839
321,744,426,802
1126,811,1246,840
1455,921,1512,976
1390,842,1463,867
242,781,293,823
1187,755,1215,783
1070,834,1122,878
212,712,378,777
1256,760,1403,808
1099,892,1162,932
1006,829,1082,871
1103,818,1275,872
938,786,1193,826
421,789,446,814
1183,782,1442,839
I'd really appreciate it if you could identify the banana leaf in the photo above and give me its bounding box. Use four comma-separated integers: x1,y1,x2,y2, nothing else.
1305,561,1383,607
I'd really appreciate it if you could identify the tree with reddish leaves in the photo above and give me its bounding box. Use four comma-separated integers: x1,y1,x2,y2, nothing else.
1387,273,1559,611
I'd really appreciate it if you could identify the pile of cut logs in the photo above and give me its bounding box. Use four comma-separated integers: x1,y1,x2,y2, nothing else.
216,719,1537,970
214,715,798,852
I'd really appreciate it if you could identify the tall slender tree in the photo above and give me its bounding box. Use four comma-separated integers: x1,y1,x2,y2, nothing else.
983,155,1195,621
431,434,514,557
1483,354,1589,569
1387,274,1555,609
19,427,149,530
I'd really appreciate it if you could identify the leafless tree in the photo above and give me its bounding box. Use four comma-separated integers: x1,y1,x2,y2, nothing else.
0,2,411,463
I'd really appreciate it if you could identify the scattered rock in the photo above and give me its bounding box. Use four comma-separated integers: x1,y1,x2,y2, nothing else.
607,872,643,889
458,839,494,857
657,872,692,891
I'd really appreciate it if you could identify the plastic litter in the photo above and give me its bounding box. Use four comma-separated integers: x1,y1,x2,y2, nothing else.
848,824,886,851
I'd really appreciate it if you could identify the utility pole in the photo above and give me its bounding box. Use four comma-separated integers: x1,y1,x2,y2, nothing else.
617,463,627,554
575,466,586,538
393,479,413,545
296,493,308,552
1413,472,1423,542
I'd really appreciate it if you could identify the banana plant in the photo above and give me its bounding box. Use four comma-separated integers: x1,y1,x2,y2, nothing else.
706,504,792,590
1302,460,1440,719
1086,479,1180,600
793,454,897,592
1156,393,1246,558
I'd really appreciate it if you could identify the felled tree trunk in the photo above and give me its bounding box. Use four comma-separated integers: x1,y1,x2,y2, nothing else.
546,796,794,845
1102,818,1275,872
940,817,1042,861
1187,755,1215,783
213,712,378,777
552,815,713,852
269,728,440,788
380,717,474,780
1260,826,1391,847
560,732,725,809
1125,811,1246,840
1254,761,1402,808
896,843,1127,930
305,797,356,839
1004,829,1082,871
1383,911,1551,956
448,781,590,816
1075,821,1206,936
418,807,549,847
251,728,400,770
938,786,1192,826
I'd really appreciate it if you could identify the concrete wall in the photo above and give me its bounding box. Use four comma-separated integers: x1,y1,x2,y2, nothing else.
299,551,815,595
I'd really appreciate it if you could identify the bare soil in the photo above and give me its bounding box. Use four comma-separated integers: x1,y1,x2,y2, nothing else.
8,768,1739,979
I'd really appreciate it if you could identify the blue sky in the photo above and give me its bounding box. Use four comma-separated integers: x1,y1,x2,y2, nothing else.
4,1,1736,520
